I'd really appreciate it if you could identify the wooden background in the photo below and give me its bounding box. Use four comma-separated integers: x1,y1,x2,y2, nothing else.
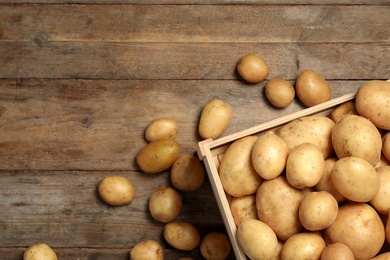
1,1,390,259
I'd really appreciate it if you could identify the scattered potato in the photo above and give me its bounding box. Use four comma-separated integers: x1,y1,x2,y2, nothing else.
24,243,57,260
149,186,182,223
170,154,205,191
129,240,164,260
295,69,331,107
236,54,270,83
320,243,354,260
265,77,295,108
163,221,201,251
145,118,178,142
281,232,326,260
98,175,135,206
200,232,232,260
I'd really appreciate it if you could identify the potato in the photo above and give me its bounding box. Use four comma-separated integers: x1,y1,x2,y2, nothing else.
387,211,390,245
230,194,258,226
281,232,326,260
251,131,288,180
256,175,304,241
98,175,135,206
236,54,270,83
320,243,354,260
315,157,345,202
129,240,164,260
331,157,380,202
149,186,182,223
330,100,358,123
277,115,335,158
200,232,232,260
136,138,180,174
145,118,178,142
219,136,262,197
271,240,284,260
163,221,201,251
237,219,279,260
355,80,390,130
170,154,205,191
295,69,331,107
332,114,382,166
383,132,390,162
299,191,338,231
370,252,390,260
24,243,57,260
198,99,233,140
325,202,385,260
286,143,325,189
370,166,390,215
265,77,295,108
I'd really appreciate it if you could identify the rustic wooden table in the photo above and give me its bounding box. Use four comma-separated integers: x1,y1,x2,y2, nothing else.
1,1,390,259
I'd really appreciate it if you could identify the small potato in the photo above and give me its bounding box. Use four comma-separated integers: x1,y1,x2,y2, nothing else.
237,219,279,260
299,191,338,231
370,166,390,215
149,186,182,223
295,69,331,107
230,194,258,226
145,118,178,142
332,114,382,166
383,132,390,162
321,243,355,260
219,136,262,197
170,154,205,191
265,77,295,108
286,143,325,189
277,115,335,158
251,131,288,180
136,138,180,174
237,54,270,83
163,221,201,251
24,243,57,260
355,80,390,130
332,157,380,202
130,240,164,260
330,101,358,123
200,232,232,260
315,157,345,202
281,232,326,260
98,175,135,206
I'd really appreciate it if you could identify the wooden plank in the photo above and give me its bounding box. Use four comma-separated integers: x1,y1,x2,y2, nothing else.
1,5,389,43
0,79,362,171
1,42,390,80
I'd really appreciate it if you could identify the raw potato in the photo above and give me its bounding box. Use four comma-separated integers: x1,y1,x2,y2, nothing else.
265,77,295,108
277,116,335,158
237,219,279,260
295,69,331,107
198,99,233,140
145,118,179,142
331,157,380,202
286,143,325,189
371,252,390,260
387,211,390,245
236,54,270,83
256,175,304,241
251,131,288,180
130,240,164,260
332,114,382,166
299,191,338,231
281,232,326,260
355,80,390,130
325,202,385,260
370,166,390,215
330,101,358,123
149,186,182,223
163,221,201,251
230,194,258,226
136,138,180,174
383,132,390,162
24,243,57,260
219,136,262,197
200,232,232,260
320,243,354,260
98,175,135,206
170,154,205,191
315,157,345,202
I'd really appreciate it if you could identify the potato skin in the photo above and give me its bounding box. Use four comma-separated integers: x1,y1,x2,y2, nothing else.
98,175,135,206
237,54,270,83
145,118,178,142
149,186,182,223
295,69,331,107
170,154,205,191
265,77,295,108
130,240,164,260
230,194,258,226
355,80,390,130
281,232,326,260
136,138,180,174
200,232,232,260
24,243,57,260
370,166,390,215
163,221,201,251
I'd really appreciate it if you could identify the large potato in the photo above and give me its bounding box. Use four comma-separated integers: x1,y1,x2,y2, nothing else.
277,116,335,158
219,136,262,197
332,114,382,166
370,166,390,215
145,117,178,142
163,221,201,251
256,175,304,241
198,99,233,140
136,138,180,174
281,232,326,260
98,175,136,206
355,80,390,130
129,240,164,260
24,243,57,260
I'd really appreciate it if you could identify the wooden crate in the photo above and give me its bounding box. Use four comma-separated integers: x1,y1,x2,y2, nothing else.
197,92,356,259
